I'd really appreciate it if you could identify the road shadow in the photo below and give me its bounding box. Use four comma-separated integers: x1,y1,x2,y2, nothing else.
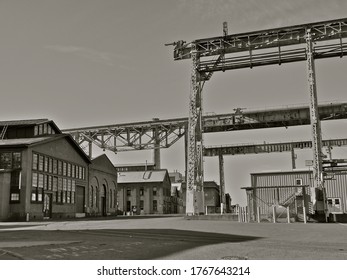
0,228,261,260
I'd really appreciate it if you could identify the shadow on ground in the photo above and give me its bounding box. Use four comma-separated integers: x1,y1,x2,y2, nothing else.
0,228,261,260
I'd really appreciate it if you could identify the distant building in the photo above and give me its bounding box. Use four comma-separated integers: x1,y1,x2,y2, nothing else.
181,181,221,214
117,169,173,214
169,171,184,183
169,171,184,214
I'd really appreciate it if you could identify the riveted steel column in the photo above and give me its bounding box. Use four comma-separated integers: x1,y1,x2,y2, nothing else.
153,127,161,169
306,28,325,215
219,153,225,213
186,43,204,215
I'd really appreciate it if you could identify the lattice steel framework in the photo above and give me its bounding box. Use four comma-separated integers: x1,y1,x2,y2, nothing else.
62,102,347,155
169,17,347,215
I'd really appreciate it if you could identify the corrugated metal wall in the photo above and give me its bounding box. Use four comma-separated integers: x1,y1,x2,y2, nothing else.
251,170,347,214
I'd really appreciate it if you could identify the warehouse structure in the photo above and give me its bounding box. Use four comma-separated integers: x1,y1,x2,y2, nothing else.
243,169,347,222
0,119,117,221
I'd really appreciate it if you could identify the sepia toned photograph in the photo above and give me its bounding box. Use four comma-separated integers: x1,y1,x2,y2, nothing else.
1,0,347,269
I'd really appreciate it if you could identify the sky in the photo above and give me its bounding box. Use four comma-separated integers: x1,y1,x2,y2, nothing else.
1,0,347,205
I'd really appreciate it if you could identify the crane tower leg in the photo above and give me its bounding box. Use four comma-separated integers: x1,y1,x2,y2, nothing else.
306,29,327,218
186,43,204,215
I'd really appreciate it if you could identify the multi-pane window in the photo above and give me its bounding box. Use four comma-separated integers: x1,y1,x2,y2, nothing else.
12,153,21,169
43,123,48,134
140,188,144,196
38,155,44,171
10,170,21,202
127,188,131,196
0,152,12,169
32,153,38,170
67,163,71,177
140,200,144,210
53,159,57,174
58,161,62,175
34,124,55,136
44,156,49,172
153,187,157,196
31,152,84,204
63,162,67,176
153,200,157,211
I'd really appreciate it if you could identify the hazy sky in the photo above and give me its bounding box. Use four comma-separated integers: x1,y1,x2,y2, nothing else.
1,0,347,205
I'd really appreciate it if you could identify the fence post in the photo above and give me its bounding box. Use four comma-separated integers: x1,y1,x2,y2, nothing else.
257,207,261,223
238,207,241,222
272,205,276,223
287,207,290,224
245,206,248,223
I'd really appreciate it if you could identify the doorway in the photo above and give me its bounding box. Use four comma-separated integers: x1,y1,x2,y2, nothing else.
43,193,52,219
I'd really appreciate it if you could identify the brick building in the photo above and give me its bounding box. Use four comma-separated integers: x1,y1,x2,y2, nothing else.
0,119,90,220
117,169,173,214
0,119,117,221
88,154,117,217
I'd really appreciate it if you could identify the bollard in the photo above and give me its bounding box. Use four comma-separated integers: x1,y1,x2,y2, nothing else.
257,207,261,223
26,212,30,222
287,207,290,224
238,207,241,222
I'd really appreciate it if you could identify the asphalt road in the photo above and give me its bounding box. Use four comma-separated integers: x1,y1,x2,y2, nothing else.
0,216,346,260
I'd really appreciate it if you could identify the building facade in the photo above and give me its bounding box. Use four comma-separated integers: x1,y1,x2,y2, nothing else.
117,169,173,214
88,154,117,217
0,119,118,221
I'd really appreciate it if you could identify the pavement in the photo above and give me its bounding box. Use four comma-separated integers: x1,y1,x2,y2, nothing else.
0,216,347,260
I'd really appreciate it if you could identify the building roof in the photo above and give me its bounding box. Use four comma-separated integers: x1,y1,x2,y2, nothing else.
0,118,62,134
251,169,312,175
0,118,49,126
0,137,53,147
0,134,91,163
91,154,117,174
114,162,155,167
118,170,169,184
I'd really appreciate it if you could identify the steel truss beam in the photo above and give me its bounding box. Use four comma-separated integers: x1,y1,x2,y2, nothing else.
173,18,347,76
204,138,347,157
63,102,347,156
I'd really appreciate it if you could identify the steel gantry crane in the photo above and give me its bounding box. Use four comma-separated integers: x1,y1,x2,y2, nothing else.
168,17,347,216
